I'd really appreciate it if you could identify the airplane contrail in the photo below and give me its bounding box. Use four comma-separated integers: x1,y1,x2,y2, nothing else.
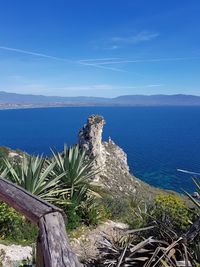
0,45,125,72
82,56,200,65
2,45,198,72
0,46,73,62
80,61,127,72
79,57,121,62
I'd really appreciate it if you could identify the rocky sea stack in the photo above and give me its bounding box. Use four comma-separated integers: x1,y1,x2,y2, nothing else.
78,114,159,198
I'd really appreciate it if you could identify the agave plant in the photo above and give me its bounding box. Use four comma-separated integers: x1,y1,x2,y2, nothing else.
90,228,193,267
51,145,100,202
1,154,64,201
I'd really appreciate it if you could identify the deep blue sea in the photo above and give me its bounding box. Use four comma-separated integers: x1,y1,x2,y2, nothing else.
0,106,199,193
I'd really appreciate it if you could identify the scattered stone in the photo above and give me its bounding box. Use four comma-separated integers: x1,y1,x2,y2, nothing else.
193,191,200,199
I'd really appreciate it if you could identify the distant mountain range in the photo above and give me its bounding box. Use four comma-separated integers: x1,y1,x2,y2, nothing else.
0,91,200,108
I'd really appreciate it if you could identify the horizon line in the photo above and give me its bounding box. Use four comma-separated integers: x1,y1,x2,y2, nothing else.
0,90,200,98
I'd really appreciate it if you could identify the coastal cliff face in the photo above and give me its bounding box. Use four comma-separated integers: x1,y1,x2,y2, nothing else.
78,115,148,196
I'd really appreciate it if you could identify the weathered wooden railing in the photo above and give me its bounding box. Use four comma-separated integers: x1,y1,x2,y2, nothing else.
0,177,82,267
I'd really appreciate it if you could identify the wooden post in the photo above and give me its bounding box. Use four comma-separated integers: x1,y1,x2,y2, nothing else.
39,212,81,267
0,177,82,267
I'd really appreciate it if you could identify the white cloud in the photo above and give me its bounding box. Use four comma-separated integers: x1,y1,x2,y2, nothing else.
93,31,159,50
111,31,159,44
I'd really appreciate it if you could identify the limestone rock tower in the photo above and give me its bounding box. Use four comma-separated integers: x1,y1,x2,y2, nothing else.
78,115,106,170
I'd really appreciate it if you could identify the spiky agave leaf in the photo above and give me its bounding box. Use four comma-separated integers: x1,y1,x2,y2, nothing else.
184,178,200,210
2,154,64,201
51,145,101,201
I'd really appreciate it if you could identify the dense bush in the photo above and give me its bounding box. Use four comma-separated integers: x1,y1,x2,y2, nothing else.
65,197,111,231
64,204,82,231
0,202,22,238
102,195,133,221
152,194,192,231
0,202,37,243
78,197,111,226
101,194,152,229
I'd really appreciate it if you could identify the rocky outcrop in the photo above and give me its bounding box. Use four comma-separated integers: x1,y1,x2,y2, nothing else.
78,115,142,195
78,114,164,198
101,138,138,195
79,115,106,180
79,115,105,164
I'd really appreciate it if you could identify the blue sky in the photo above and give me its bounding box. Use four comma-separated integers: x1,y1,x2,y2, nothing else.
0,0,200,97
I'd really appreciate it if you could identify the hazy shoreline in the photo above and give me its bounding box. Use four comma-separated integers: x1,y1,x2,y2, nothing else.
1,103,200,111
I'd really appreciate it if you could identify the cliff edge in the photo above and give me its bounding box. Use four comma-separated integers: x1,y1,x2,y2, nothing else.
78,114,161,198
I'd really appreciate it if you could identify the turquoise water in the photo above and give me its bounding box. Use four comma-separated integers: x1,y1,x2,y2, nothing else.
0,106,200,193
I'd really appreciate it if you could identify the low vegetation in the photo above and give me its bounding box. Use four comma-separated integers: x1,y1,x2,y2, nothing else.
0,145,200,266
0,145,110,240
87,193,199,266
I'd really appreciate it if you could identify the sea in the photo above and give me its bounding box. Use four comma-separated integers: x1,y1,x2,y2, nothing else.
0,106,200,193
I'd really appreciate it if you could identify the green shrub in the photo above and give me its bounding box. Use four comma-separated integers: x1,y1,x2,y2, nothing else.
0,202,23,238
153,195,191,229
152,194,192,231
102,196,132,221
65,204,82,231
79,197,111,226
65,198,111,231
101,194,149,229
0,202,37,243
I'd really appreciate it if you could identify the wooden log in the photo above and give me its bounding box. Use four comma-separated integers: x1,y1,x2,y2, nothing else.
0,178,82,266
39,212,82,267
0,177,62,223
36,234,44,267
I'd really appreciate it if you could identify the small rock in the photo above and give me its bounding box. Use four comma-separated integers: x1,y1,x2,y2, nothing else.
193,191,200,199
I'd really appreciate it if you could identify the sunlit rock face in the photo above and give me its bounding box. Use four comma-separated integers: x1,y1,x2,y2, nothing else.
78,115,106,173
78,115,137,193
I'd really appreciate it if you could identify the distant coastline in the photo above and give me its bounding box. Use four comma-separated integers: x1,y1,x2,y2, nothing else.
2,103,200,111
1,91,200,109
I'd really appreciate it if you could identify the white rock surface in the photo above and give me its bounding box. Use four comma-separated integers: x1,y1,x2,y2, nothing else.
8,152,22,159
0,244,32,267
